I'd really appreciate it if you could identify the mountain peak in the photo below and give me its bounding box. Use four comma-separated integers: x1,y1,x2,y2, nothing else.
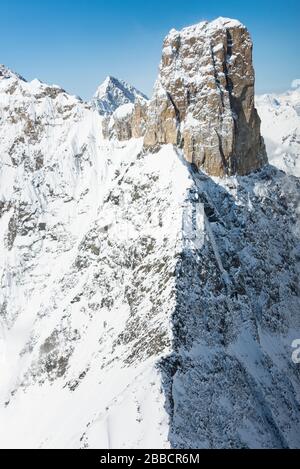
0,64,26,82
92,76,148,116
95,74,115,90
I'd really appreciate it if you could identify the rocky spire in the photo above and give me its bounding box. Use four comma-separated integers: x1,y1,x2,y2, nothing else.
144,17,267,176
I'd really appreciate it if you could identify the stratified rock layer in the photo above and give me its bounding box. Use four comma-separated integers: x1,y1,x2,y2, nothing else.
144,18,267,176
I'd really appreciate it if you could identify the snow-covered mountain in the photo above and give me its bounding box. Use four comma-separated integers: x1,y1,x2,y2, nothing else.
256,81,300,176
0,63,25,81
91,76,148,116
0,18,300,450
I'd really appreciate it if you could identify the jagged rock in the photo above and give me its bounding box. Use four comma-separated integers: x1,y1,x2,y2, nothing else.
102,103,135,140
132,98,149,138
144,17,268,176
102,98,149,141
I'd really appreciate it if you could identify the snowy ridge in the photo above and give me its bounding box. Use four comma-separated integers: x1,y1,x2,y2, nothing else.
256,81,300,176
0,64,26,82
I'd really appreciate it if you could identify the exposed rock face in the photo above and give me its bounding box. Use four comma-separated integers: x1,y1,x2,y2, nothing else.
132,99,149,138
102,98,149,141
144,18,267,176
96,18,267,177
102,103,135,140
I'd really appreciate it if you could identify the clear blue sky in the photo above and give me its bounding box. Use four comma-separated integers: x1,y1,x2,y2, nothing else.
0,0,299,99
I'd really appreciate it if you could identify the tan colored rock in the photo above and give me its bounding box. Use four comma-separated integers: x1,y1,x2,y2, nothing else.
102,98,149,141
102,103,134,141
144,17,267,176
132,99,149,138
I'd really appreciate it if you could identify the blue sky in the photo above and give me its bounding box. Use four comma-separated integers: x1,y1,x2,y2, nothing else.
0,0,299,99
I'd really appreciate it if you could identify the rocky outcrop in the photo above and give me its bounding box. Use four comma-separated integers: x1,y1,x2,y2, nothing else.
93,18,267,177
102,103,135,140
144,18,267,176
102,98,149,141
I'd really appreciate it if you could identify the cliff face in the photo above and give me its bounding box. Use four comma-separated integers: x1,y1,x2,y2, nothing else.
144,18,267,176
102,98,148,141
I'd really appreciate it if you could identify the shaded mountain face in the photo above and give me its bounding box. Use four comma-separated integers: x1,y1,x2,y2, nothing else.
0,19,300,449
91,76,148,116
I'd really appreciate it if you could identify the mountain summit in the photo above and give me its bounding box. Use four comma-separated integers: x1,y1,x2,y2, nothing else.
100,18,268,177
143,17,267,176
92,75,148,115
0,64,25,82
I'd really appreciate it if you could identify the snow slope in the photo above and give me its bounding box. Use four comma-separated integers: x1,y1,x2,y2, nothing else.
0,67,184,448
256,81,300,176
0,66,299,449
